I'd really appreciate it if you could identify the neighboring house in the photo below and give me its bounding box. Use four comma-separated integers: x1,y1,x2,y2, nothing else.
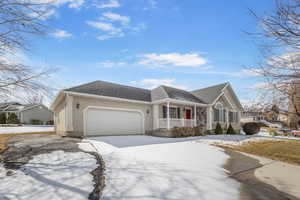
51,80,243,137
241,111,264,123
0,102,53,125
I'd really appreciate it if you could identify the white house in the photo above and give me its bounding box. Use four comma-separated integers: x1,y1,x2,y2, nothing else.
51,80,243,137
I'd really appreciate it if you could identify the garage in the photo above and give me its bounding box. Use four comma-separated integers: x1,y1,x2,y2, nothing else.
84,107,144,136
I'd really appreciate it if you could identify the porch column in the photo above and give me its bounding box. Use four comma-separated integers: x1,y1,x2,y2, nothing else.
167,101,170,130
194,105,197,127
206,106,212,130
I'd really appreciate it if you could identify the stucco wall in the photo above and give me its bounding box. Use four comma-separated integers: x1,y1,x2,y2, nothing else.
71,96,153,137
21,106,53,124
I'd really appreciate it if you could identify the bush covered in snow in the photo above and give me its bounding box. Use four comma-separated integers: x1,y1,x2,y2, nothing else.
242,122,260,135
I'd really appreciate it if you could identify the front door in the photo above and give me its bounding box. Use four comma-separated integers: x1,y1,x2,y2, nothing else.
185,109,191,119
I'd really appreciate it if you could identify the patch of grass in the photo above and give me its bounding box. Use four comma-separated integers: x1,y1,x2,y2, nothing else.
232,140,300,165
0,132,55,152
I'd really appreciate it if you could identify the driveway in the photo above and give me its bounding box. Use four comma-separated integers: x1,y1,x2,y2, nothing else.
80,136,241,200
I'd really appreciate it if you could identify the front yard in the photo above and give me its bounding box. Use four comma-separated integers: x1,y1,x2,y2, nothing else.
231,140,300,165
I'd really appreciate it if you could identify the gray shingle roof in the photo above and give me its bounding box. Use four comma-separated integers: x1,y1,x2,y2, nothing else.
152,85,206,104
64,81,230,105
65,81,152,102
191,83,228,104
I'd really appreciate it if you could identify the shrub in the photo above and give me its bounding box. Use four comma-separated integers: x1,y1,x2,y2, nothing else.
0,113,6,124
226,124,236,134
7,113,19,124
171,127,194,137
171,126,206,137
269,128,278,136
194,125,206,136
242,122,260,135
215,122,223,134
30,119,42,125
46,120,54,125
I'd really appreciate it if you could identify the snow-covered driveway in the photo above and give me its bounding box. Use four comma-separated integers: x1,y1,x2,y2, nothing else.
80,136,241,200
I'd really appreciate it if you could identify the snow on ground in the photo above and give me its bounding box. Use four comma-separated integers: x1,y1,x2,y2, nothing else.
0,125,54,134
80,136,240,200
0,150,97,200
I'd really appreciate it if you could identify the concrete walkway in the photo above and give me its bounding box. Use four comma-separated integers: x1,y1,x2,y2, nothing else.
241,152,300,199
224,149,299,200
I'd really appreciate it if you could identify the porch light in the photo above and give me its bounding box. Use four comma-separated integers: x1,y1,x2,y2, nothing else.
146,109,150,114
76,103,80,109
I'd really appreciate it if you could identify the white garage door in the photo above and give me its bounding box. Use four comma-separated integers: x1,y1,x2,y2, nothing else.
85,107,144,136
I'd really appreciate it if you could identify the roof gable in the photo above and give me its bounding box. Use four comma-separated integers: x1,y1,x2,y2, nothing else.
191,83,227,104
160,85,206,104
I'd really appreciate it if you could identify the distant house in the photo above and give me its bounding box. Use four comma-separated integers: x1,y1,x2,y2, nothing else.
51,80,243,137
241,111,264,123
0,102,53,125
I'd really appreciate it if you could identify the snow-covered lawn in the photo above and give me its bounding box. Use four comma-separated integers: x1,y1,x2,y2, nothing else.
79,136,241,200
0,150,97,200
0,125,54,134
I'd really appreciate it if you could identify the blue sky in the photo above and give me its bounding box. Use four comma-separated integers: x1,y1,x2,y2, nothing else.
24,0,275,103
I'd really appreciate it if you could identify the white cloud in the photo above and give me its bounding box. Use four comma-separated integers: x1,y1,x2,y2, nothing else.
241,69,263,77
86,21,121,33
138,53,207,67
100,61,126,67
68,0,85,8
96,0,121,9
32,0,85,8
51,29,73,38
102,12,130,24
132,78,188,90
86,20,125,40
249,82,272,90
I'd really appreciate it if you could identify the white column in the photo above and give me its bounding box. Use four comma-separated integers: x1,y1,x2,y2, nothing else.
194,105,197,127
153,104,159,130
206,106,212,130
167,101,170,130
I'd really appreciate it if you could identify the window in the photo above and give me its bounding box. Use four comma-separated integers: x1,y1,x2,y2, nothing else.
229,111,239,123
162,106,180,119
214,103,225,122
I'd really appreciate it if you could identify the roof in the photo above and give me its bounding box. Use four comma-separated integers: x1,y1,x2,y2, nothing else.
152,85,206,104
191,83,228,104
65,80,152,102
62,80,239,106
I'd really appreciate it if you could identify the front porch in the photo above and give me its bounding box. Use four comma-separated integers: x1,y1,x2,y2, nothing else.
153,100,208,130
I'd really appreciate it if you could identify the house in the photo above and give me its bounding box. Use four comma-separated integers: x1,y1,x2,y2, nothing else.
241,111,264,123
51,80,243,137
0,102,53,125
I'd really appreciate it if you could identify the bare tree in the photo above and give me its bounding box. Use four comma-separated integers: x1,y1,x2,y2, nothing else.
0,0,56,102
249,0,300,128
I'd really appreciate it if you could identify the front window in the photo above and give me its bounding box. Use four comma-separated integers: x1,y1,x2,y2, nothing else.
162,106,180,119
214,103,225,122
229,111,239,123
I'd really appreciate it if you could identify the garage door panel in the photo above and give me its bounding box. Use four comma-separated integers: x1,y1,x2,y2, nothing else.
85,107,144,136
